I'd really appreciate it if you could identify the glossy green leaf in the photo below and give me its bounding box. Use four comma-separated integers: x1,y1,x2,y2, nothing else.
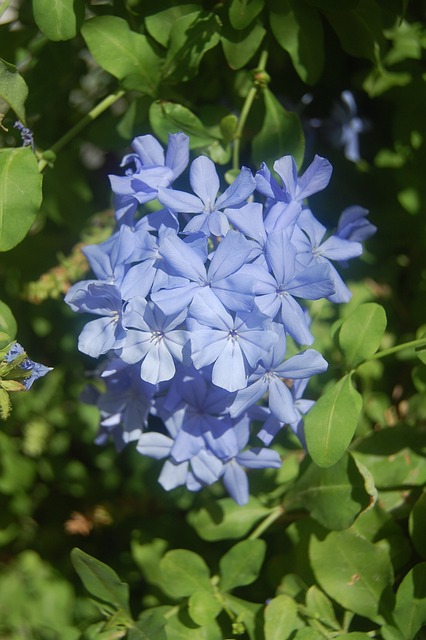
159,549,211,598
310,529,394,622
409,492,426,559
71,548,130,612
252,89,305,171
393,562,426,639
264,594,298,640
0,300,17,348
81,17,161,95
162,11,221,82
269,0,324,84
149,101,217,148
32,0,85,41
338,303,387,369
304,374,363,468
285,453,373,531
187,497,270,541
0,59,28,124
229,0,265,30
145,3,199,47
188,590,222,625
219,539,266,591
0,148,43,252
221,22,266,70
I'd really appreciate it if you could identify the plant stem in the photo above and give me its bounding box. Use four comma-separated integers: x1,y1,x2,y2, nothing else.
232,49,269,172
361,337,426,364
248,505,283,539
37,88,126,172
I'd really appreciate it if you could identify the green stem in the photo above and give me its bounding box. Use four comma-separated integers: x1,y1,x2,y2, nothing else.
360,337,426,365
37,88,126,172
232,49,269,172
248,505,283,539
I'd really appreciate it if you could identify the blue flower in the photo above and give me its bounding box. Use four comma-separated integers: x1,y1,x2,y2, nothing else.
4,342,52,390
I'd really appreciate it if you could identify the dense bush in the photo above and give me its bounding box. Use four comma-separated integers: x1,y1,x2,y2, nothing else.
1,1,426,638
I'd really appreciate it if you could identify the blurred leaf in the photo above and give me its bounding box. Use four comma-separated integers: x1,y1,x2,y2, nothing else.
0,300,17,347
304,374,363,468
284,453,374,530
229,0,265,30
323,1,383,61
0,148,42,252
221,21,266,70
310,528,394,622
219,539,266,591
0,388,11,420
71,548,130,613
393,563,426,639
32,0,85,41
158,549,212,598
163,607,222,639
162,11,221,82
145,3,199,47
187,497,270,540
149,101,218,147
81,16,161,95
264,594,299,640
131,537,168,588
221,594,263,640
269,0,324,84
128,610,167,640
188,590,222,625
305,586,340,630
0,58,28,123
252,89,305,170
305,0,360,9
409,492,426,559
338,302,387,369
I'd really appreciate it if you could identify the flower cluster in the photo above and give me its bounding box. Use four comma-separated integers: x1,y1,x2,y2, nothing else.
65,133,376,504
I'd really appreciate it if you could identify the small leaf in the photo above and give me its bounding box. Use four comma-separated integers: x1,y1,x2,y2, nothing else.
0,388,12,420
269,0,324,85
188,590,222,625
221,22,266,70
310,528,394,622
305,586,339,630
219,539,266,591
221,594,263,640
187,497,270,541
32,0,85,41
71,548,130,612
149,101,217,148
1,380,25,392
128,610,167,640
0,148,43,252
0,59,28,123
0,300,17,347
159,549,212,598
163,607,222,639
393,563,426,639
252,89,305,171
304,374,363,468
264,594,299,640
284,453,373,530
145,3,199,47
229,0,265,30
82,16,161,96
338,303,387,369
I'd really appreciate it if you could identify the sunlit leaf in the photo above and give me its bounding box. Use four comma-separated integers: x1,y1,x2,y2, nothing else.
32,0,85,41
338,303,387,369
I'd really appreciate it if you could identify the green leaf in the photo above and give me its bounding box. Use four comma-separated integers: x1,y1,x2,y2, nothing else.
131,537,168,588
0,59,28,124
284,453,374,531
310,529,394,622
252,89,305,170
338,303,387,369
128,610,167,640
221,21,266,70
158,549,212,598
409,492,426,559
322,3,382,61
229,0,265,30
145,3,199,47
219,539,266,591
269,0,324,84
0,388,11,420
149,101,217,148
164,607,222,639
304,374,363,468
0,300,17,347
162,11,221,82
305,0,360,8
221,594,263,640
264,594,299,640
187,497,270,541
81,16,161,96
70,548,130,613
305,586,340,630
188,591,222,625
393,563,426,639
0,148,43,252
32,0,85,41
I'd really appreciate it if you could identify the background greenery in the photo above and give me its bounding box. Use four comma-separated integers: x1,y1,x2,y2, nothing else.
1,0,426,638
